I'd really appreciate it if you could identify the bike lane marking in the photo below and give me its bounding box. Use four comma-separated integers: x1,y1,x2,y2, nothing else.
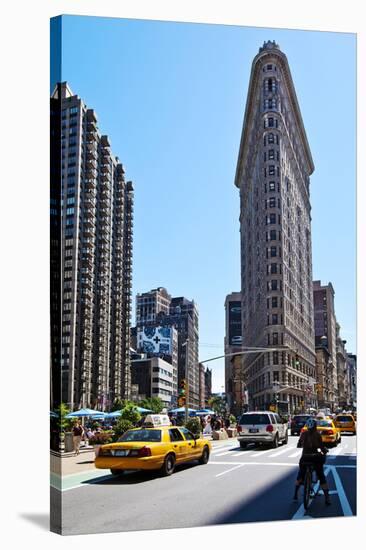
329,466,353,516
291,466,331,520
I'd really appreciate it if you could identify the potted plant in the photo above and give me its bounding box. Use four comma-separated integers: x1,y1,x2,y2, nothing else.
88,431,113,456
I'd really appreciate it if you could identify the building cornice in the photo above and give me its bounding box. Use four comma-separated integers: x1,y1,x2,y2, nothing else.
235,46,314,188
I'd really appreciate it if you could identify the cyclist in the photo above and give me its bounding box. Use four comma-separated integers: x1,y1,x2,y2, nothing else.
293,417,331,505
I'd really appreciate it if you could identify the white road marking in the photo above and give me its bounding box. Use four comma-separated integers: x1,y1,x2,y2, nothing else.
292,466,330,520
211,445,237,454
215,450,239,457
215,464,245,477
330,466,353,516
328,446,343,459
267,445,298,458
288,450,302,458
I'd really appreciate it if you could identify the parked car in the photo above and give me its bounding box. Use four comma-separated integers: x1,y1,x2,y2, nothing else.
290,414,311,436
236,411,288,449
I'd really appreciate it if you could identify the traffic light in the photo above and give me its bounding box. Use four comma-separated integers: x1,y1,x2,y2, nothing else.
178,379,186,406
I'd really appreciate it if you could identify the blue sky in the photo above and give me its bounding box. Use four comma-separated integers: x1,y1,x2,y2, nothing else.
52,16,356,392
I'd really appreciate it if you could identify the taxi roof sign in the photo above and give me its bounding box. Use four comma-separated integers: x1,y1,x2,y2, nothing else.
143,414,171,427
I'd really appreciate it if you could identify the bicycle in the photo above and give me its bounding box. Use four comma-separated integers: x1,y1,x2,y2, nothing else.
301,451,327,510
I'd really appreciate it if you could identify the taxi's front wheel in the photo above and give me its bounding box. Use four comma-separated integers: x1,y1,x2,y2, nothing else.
161,453,176,476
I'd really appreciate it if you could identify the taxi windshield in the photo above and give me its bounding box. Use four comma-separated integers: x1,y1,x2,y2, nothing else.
318,420,332,427
118,429,162,442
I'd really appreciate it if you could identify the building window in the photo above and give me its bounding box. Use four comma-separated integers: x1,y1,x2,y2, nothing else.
273,332,279,345
272,314,278,325
269,181,275,191
268,149,275,160
272,296,278,308
268,133,274,144
270,230,277,240
269,165,275,176
271,280,278,291
268,118,274,127
269,197,276,208
270,246,277,257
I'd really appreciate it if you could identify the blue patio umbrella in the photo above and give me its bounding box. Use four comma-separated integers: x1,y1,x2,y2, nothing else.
137,407,153,414
104,411,121,419
65,408,106,419
49,411,58,418
104,407,152,419
169,406,196,414
193,409,215,416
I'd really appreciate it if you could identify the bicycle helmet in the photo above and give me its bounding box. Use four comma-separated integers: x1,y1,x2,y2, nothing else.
306,417,317,430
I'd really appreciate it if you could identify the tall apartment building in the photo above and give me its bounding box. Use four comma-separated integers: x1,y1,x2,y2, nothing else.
51,82,134,410
313,280,338,408
134,289,200,407
224,292,244,415
234,41,316,413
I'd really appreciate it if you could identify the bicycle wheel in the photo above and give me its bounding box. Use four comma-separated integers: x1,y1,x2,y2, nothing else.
303,468,312,510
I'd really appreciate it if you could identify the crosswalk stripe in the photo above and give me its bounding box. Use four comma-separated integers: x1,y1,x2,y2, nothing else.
267,446,298,458
288,450,302,458
211,446,237,454
215,450,239,457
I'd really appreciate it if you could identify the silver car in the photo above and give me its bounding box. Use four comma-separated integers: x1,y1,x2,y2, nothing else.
237,411,288,449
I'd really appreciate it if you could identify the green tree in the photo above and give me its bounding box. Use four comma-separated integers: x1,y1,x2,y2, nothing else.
139,397,164,414
113,419,134,439
111,398,125,412
208,395,226,416
55,402,73,432
185,417,201,435
120,403,141,425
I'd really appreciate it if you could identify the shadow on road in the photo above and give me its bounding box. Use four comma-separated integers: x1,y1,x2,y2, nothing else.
82,461,201,486
209,465,352,525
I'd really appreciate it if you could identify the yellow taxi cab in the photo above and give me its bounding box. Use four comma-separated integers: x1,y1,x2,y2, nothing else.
95,414,212,476
301,418,341,447
334,414,356,435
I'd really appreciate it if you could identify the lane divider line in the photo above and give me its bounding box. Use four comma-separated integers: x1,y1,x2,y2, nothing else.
292,466,330,520
215,463,245,478
329,466,353,516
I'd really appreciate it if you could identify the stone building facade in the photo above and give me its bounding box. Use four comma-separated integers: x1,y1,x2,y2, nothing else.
313,280,338,407
234,41,316,413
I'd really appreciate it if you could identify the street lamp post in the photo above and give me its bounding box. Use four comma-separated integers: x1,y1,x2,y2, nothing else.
182,339,189,424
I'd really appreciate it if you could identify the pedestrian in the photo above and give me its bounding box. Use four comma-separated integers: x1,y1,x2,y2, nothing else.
72,421,84,456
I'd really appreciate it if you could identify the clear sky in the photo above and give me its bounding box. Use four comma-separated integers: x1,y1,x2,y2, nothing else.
53,16,356,392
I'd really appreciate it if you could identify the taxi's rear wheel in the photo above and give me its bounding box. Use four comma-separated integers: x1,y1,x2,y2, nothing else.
199,446,210,465
110,469,124,476
161,453,175,476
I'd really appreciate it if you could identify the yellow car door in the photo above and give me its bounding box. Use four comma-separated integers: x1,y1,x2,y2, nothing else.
179,427,202,459
168,428,187,463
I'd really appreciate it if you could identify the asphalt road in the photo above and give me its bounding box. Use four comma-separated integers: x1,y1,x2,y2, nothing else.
56,433,357,535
